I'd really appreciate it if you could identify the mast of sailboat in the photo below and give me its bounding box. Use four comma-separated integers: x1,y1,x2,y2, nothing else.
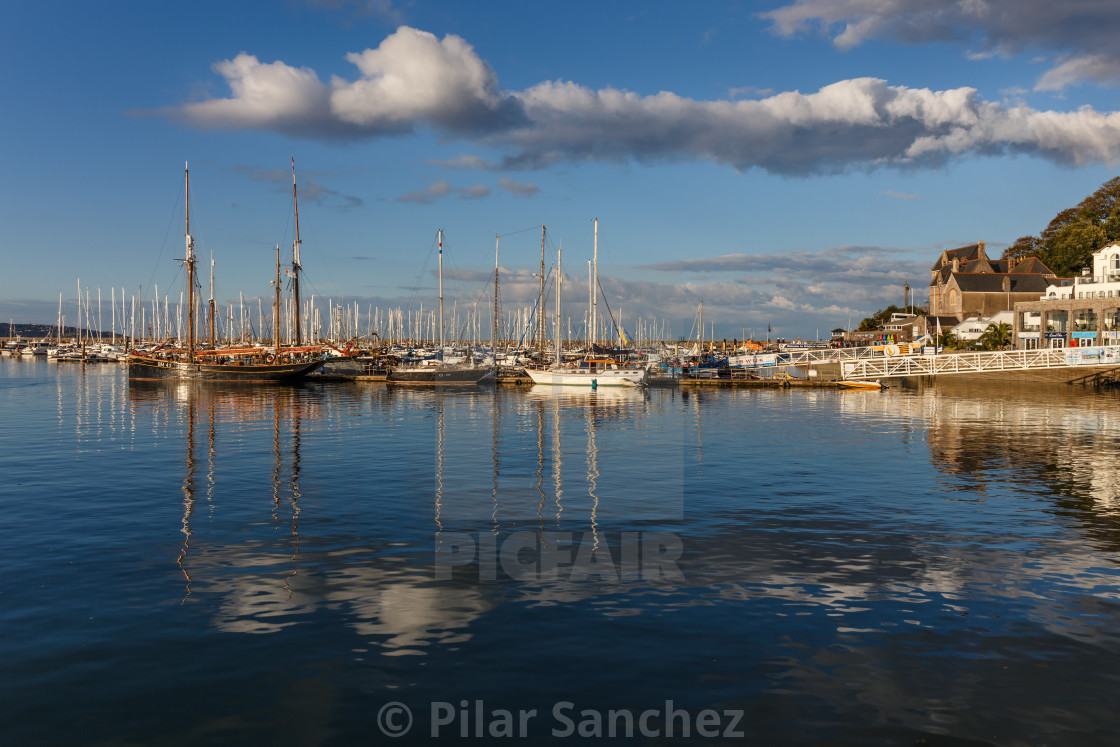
591,218,598,350
538,225,546,356
185,163,196,360
209,252,216,350
438,229,444,360
274,245,281,355
291,157,303,346
554,241,562,366
492,234,501,360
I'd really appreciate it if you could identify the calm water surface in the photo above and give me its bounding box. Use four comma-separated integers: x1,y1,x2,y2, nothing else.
3,356,1120,745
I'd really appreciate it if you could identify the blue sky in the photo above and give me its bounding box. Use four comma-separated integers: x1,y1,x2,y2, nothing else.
4,0,1120,340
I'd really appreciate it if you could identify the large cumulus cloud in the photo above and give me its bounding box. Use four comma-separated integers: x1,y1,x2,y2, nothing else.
145,25,1120,175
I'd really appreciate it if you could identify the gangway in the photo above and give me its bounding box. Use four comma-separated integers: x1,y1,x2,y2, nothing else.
840,346,1120,380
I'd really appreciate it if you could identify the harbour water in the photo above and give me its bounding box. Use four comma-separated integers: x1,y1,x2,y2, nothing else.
4,356,1120,744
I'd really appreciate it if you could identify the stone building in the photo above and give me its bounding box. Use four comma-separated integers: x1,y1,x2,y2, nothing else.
928,242,1056,321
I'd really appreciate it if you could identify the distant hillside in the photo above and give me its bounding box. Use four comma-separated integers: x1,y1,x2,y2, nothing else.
2,323,110,338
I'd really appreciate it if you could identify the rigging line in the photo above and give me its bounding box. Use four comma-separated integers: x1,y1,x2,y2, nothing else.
497,225,544,239
402,233,440,311
595,278,626,342
147,176,186,293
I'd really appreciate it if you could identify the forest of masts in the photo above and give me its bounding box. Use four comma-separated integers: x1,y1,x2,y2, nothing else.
54,281,685,352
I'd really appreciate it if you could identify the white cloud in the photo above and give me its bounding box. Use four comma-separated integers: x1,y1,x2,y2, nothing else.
455,184,490,200
760,0,1120,92
498,177,539,198
332,27,513,131
397,181,452,204
146,26,1120,175
1036,55,1120,92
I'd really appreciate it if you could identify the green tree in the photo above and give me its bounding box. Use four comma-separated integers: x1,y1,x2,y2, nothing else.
1045,222,1108,277
978,322,1012,351
857,304,904,331
935,330,958,349
1003,235,1039,262
1001,177,1120,275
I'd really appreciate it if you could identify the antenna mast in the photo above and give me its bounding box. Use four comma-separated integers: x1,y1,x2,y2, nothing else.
538,225,546,355
291,157,303,345
185,162,196,359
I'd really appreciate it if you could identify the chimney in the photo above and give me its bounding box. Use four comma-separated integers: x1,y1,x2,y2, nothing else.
1002,276,1011,293
978,240,986,259
952,257,960,272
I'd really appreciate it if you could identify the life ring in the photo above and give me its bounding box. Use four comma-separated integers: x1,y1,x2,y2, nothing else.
884,345,900,356
266,354,275,363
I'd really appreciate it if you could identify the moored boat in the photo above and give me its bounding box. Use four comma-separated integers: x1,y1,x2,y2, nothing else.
837,379,885,390
127,162,324,384
386,230,491,386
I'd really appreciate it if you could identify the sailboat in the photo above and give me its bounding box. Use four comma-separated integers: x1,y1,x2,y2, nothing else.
524,223,649,388
127,162,325,382
387,229,492,385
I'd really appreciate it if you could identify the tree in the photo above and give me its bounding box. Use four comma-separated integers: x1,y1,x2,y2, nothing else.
1045,222,1108,277
1002,235,1039,261
998,177,1120,276
978,322,1012,351
935,330,958,350
857,304,904,331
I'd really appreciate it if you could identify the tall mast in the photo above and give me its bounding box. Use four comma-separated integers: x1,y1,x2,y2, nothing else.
209,252,216,350
185,163,196,358
554,242,562,366
438,229,444,358
492,234,501,358
274,245,281,354
291,157,303,345
592,218,598,350
538,224,546,355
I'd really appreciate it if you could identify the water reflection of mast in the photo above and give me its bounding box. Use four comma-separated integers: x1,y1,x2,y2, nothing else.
206,396,215,518
435,392,444,534
285,391,302,598
552,393,564,525
491,388,500,534
535,400,546,525
586,395,600,550
269,390,302,597
177,394,198,601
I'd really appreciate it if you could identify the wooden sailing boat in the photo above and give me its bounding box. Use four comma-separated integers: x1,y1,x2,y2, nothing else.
388,229,493,384
127,162,324,382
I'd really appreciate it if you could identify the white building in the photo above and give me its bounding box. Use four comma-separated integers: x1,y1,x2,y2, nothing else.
1014,242,1120,348
950,311,1014,345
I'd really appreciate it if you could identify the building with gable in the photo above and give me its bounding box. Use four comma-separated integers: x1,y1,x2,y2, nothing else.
928,241,1057,321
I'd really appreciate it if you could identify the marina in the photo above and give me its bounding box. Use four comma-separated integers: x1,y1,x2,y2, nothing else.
11,2,1120,742
5,356,1120,743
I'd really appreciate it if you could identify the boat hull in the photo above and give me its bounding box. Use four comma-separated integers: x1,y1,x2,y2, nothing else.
525,368,648,387
387,366,492,385
127,355,324,382
837,380,883,390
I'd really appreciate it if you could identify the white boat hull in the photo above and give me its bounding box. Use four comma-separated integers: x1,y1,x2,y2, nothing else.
525,367,648,387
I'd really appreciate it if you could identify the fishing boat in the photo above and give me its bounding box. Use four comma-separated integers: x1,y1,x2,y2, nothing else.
524,222,649,388
127,162,324,383
387,230,491,385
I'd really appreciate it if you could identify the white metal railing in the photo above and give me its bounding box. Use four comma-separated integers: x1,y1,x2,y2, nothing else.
840,346,1120,380
779,345,921,366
